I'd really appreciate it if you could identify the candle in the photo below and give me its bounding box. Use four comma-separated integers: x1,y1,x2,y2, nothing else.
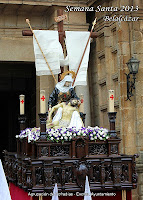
40,90,46,113
79,94,84,113
109,90,114,112
20,95,25,115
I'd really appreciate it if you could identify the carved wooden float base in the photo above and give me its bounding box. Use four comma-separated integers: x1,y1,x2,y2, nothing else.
3,136,138,193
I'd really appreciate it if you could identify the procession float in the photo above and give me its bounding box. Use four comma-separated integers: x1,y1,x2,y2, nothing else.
3,10,138,200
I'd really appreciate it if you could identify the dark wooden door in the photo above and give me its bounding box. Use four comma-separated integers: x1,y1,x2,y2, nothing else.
0,61,36,159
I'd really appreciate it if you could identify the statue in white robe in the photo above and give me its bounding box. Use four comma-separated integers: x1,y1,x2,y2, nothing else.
48,74,80,109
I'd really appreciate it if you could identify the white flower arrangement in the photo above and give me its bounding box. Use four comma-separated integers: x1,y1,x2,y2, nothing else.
16,127,40,143
16,126,109,143
46,126,109,143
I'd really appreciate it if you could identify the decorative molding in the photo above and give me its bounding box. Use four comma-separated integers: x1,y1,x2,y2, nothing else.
41,147,49,156
50,145,70,157
111,144,118,154
111,27,116,32
111,46,117,54
97,50,105,59
93,165,101,182
98,77,106,86
105,164,112,182
112,73,118,82
3,142,138,192
98,32,104,38
121,164,129,182
89,144,108,155
114,100,119,108
100,104,108,112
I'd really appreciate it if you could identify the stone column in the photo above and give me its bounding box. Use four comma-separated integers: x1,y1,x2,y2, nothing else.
118,21,137,156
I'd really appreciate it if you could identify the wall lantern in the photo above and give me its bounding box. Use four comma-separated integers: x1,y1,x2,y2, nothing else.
125,57,140,101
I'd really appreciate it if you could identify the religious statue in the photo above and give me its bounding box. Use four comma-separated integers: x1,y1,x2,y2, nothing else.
48,71,80,110
46,71,84,129
47,98,84,129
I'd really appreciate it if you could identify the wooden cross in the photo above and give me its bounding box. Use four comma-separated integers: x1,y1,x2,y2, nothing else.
22,9,98,79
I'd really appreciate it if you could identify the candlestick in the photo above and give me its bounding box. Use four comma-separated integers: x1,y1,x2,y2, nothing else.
17,114,26,156
107,112,121,155
18,114,26,131
40,90,46,113
39,113,47,140
109,90,114,112
79,94,84,113
19,95,25,115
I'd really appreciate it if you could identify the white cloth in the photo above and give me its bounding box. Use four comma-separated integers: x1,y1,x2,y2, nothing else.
33,30,65,76
52,183,59,200
84,176,92,200
65,31,90,87
52,108,83,129
0,160,11,200
52,107,63,122
69,111,83,129
56,75,73,93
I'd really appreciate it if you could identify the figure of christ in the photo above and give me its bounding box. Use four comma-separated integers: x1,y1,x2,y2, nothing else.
47,99,84,129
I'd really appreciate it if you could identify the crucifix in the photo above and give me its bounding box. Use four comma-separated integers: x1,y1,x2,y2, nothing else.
22,9,98,84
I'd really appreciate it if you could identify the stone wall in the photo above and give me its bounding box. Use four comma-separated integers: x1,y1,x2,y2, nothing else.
89,0,143,199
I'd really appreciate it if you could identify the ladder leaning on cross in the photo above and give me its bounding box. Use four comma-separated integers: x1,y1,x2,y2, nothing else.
23,9,98,85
